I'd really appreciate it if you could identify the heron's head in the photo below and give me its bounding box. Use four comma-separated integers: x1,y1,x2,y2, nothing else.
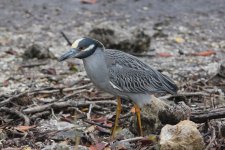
59,37,104,61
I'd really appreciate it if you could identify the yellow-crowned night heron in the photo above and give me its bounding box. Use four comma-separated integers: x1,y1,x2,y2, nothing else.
59,37,178,137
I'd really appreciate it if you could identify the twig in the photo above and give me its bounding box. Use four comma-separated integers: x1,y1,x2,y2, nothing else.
159,91,209,100
60,31,72,45
67,107,86,115
20,62,47,68
5,127,27,137
87,104,93,120
22,100,118,114
63,83,93,92
58,89,88,102
119,137,144,143
120,111,132,119
205,126,216,150
30,111,50,120
83,119,111,129
0,107,30,125
83,95,115,101
29,83,92,95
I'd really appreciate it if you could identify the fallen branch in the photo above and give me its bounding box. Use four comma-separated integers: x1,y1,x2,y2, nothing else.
20,62,47,68
159,91,209,100
119,137,144,143
30,111,50,120
190,107,225,123
23,100,118,114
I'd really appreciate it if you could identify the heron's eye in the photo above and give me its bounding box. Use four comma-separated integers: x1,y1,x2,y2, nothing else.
79,47,84,51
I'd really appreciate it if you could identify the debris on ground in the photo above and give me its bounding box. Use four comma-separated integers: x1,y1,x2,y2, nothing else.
23,44,55,59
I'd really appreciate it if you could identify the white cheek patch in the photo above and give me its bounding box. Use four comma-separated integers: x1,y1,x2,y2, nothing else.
72,38,84,48
83,44,95,52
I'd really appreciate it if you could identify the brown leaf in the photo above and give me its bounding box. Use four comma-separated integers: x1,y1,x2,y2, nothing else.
192,50,216,56
157,52,174,57
89,142,107,150
5,49,18,55
81,0,96,4
92,117,107,123
14,125,36,132
95,126,110,134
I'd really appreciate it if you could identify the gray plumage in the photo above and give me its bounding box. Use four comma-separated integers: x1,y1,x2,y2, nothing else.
105,49,177,94
82,48,177,106
59,38,178,107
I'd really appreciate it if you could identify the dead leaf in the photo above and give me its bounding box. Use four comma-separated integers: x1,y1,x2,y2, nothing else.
192,50,216,56
5,49,18,55
14,125,36,132
157,52,174,57
89,142,107,150
81,0,96,4
96,126,111,134
92,117,107,123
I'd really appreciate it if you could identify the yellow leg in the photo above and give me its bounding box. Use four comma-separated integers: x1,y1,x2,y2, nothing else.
111,96,122,138
134,104,143,136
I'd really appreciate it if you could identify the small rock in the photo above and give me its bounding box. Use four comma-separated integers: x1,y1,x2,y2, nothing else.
203,62,219,76
52,129,81,141
88,21,151,53
23,44,55,59
159,101,191,125
37,119,76,132
160,120,204,150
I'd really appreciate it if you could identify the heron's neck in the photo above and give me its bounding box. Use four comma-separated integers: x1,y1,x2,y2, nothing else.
82,47,105,69
82,47,108,85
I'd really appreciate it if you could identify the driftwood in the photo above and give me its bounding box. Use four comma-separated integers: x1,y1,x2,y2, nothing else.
190,107,225,123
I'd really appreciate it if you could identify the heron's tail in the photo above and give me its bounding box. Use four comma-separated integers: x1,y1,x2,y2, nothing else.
161,74,178,95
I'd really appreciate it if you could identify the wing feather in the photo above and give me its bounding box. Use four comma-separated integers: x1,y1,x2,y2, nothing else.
105,49,178,94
